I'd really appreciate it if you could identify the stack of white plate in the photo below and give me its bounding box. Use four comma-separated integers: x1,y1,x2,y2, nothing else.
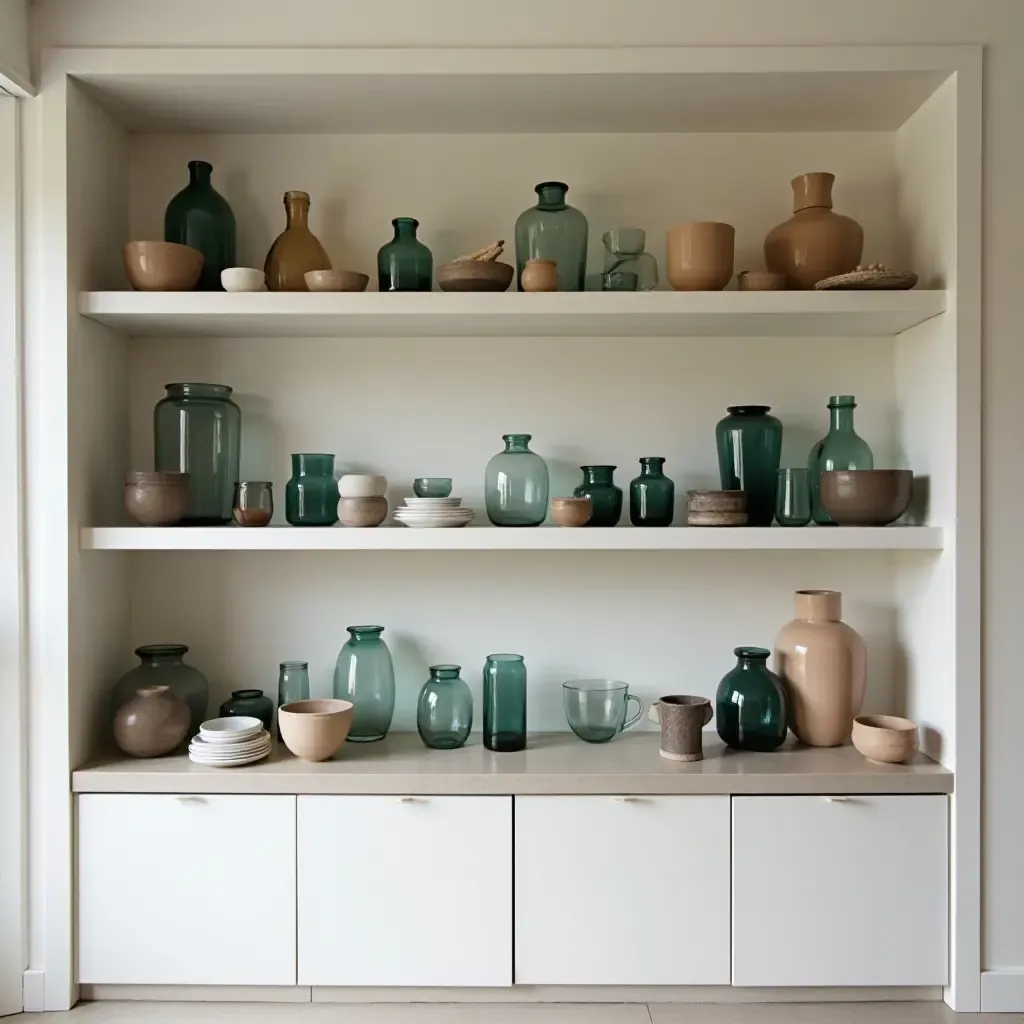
189,716,272,767
393,496,475,529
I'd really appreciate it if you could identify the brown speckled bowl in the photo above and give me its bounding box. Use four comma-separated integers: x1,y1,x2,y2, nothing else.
819,470,913,526
551,497,592,527
124,471,190,526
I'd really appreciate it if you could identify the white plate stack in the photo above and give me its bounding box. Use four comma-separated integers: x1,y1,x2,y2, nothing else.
189,716,272,767
393,496,475,529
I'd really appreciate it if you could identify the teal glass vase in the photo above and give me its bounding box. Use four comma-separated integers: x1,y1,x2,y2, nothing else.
808,395,875,524
276,661,309,740
377,217,433,292
574,466,622,527
483,654,527,752
111,644,209,739
715,647,788,752
514,182,588,292
601,228,658,292
715,406,783,527
285,453,339,526
219,688,274,732
629,457,674,526
417,665,473,750
485,433,549,527
163,160,237,291
334,625,395,742
154,383,241,525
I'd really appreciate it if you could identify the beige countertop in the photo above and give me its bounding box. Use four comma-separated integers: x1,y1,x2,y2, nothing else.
73,732,953,796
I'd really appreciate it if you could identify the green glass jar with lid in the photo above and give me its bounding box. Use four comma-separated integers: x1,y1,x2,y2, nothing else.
514,181,589,291
808,395,874,524
417,665,473,749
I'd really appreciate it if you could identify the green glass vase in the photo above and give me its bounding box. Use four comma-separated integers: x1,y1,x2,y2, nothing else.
483,654,526,752
334,626,395,742
485,433,549,527
285,453,339,526
808,395,875,524
111,645,209,739
715,646,788,752
514,182,589,292
629,457,674,526
417,665,473,750
377,217,433,292
276,661,309,741
715,406,783,527
164,160,237,291
219,688,274,732
574,466,622,527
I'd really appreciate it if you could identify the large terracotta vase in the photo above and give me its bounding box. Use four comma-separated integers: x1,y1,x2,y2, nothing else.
773,589,866,747
764,173,863,289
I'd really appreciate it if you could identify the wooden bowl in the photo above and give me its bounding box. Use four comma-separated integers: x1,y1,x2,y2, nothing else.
122,241,204,291
551,497,592,527
437,261,514,293
304,269,369,292
686,490,747,513
737,270,786,291
819,470,913,526
278,699,354,761
124,471,190,526
852,715,919,764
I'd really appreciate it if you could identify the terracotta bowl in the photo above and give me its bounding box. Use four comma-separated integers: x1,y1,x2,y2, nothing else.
338,496,388,527
852,714,920,764
551,497,592,527
437,260,514,293
666,222,735,291
819,469,913,526
122,241,204,291
278,699,354,762
304,269,369,292
124,471,190,526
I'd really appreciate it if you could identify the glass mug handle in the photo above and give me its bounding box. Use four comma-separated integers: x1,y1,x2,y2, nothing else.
622,694,644,731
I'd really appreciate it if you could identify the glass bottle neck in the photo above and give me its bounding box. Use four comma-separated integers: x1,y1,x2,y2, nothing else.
535,183,568,210
292,453,335,477
137,644,187,666
232,689,263,699
583,465,615,484
734,646,770,669
285,192,310,228
639,458,665,477
188,160,213,185
393,218,419,240
348,627,384,644
430,665,461,681
828,404,857,432
503,433,532,453
165,383,233,401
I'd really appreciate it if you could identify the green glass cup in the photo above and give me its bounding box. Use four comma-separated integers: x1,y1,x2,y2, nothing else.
483,654,527,751
413,477,452,498
775,467,812,526
562,680,643,743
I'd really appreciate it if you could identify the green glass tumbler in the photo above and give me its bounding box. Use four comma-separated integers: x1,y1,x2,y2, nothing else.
775,468,812,526
562,680,643,743
417,665,473,750
483,654,526,752
276,661,309,740
715,646,788,752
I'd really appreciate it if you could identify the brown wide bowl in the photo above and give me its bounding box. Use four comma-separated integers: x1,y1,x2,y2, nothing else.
124,471,190,526
551,497,593,527
819,469,913,526
338,496,388,527
852,714,919,764
278,699,354,762
737,270,787,291
304,269,369,292
122,241,204,291
437,260,514,293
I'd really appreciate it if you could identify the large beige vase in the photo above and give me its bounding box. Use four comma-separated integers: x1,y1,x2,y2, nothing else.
666,222,735,291
763,172,863,289
773,589,866,747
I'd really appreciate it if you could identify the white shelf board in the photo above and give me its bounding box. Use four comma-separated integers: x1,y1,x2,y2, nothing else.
79,291,946,340
81,525,944,552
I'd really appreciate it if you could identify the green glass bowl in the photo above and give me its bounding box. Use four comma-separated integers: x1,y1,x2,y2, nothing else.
413,477,453,498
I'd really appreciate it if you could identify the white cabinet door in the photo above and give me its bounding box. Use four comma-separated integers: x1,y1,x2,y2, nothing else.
77,794,296,985
297,795,512,986
732,795,948,986
515,795,731,984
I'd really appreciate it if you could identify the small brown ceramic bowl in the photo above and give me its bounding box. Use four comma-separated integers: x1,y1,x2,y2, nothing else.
550,497,593,527
122,241,204,291
278,699,354,762
338,496,388,528
304,269,369,292
819,469,913,526
437,261,514,293
737,270,787,291
852,715,920,764
124,471,190,526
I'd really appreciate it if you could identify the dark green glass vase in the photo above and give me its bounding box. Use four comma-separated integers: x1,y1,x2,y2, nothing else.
417,665,473,750
377,217,433,292
574,466,622,527
164,160,237,291
483,654,526,752
334,626,395,742
808,395,875,524
485,433,549,526
219,689,274,732
629,457,674,527
715,647,788,752
111,645,209,739
514,182,589,291
715,406,783,527
285,453,339,526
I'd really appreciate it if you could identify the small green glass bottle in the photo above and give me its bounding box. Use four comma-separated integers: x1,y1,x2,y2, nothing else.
483,654,526,752
219,688,274,732
808,395,874,524
715,647,788,752
164,160,237,291
417,665,473,750
377,217,433,292
574,466,622,527
629,457,674,527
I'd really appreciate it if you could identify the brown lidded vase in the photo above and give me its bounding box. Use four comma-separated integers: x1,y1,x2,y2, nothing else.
113,684,191,758
124,471,190,527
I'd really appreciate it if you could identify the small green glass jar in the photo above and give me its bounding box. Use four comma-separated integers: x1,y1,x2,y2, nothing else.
776,468,812,526
377,217,433,292
574,466,622,527
808,395,875,524
629,457,674,526
285,453,339,526
219,688,274,732
715,647,788,752
417,665,473,749
483,654,526,752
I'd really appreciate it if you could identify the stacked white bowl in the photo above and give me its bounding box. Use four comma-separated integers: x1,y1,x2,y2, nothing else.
393,496,475,529
189,716,272,767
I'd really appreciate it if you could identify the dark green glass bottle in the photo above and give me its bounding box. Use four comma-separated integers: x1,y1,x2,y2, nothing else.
574,466,622,527
629,457,674,526
285,453,339,526
715,647,788,752
219,689,274,732
715,406,783,527
417,665,473,750
514,182,589,291
377,217,433,292
483,654,526,752
164,160,237,291
808,395,875,524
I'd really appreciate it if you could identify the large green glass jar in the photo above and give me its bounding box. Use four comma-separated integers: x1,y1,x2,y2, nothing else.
285,453,339,526
111,644,209,739
154,383,241,525
417,665,473,750
715,647,788,752
164,160,237,292
715,406,783,527
485,433,549,527
377,217,433,292
629,457,674,526
514,182,589,292
334,625,395,742
574,466,622,527
219,688,274,732
483,654,527,752
808,394,875,524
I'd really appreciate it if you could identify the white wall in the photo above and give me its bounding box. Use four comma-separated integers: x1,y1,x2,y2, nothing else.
0,0,30,94
27,0,1024,994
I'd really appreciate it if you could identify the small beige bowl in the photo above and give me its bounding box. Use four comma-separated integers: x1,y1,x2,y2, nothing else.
304,269,370,292
124,471,190,526
338,474,387,498
221,267,265,292
278,699,354,762
123,241,204,291
339,496,388,527
551,497,593,527
852,714,920,764
737,270,787,291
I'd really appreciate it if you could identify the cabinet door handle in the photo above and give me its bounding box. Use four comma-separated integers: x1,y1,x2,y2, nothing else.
613,796,643,803
174,795,206,804
400,796,427,803
825,796,853,803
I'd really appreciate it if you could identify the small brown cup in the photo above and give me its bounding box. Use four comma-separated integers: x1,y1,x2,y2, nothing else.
551,497,592,527
649,695,714,762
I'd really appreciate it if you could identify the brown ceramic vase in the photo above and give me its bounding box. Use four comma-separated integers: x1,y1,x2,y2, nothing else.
520,258,558,292
774,589,866,747
764,172,863,289
113,684,191,758
264,191,332,291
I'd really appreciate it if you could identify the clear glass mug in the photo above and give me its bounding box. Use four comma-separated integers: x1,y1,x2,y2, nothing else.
562,680,643,743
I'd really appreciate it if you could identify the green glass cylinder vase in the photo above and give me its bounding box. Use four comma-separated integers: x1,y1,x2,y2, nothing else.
334,625,395,742
417,665,473,750
715,406,783,527
276,661,309,741
514,182,589,292
285,453,339,526
485,433,549,526
629,457,674,526
574,466,622,527
808,395,875,524
219,688,274,732
164,160,237,291
483,654,526,752
715,646,788,752
377,217,433,292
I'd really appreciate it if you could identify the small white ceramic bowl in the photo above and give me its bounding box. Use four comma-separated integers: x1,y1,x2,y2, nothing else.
221,267,266,292
338,474,388,498
199,716,264,742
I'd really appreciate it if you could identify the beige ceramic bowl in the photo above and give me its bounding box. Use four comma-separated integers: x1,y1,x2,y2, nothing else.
550,497,592,527
852,714,920,764
278,699,354,762
338,496,388,527
123,241,204,291
124,471,190,526
304,269,369,292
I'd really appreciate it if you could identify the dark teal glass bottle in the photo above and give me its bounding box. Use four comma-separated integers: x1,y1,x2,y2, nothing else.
808,395,875,524
629,457,674,526
483,654,526,752
715,406,783,527
514,182,589,291
276,661,310,740
715,647,788,752
417,665,473,750
574,466,622,527
334,626,395,742
219,689,274,732
377,217,433,292
164,160,237,291
285,453,339,526
485,433,550,526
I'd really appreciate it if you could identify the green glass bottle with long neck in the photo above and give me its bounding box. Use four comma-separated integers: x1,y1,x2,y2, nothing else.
808,395,874,524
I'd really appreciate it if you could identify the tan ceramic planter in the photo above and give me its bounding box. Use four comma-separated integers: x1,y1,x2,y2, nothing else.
666,222,735,291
